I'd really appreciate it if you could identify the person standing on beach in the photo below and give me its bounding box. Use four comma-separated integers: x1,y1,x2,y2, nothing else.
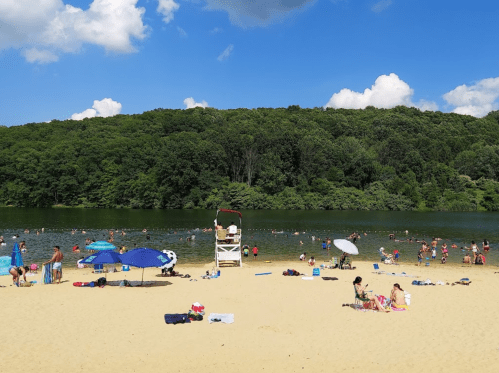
252,245,258,260
43,246,63,284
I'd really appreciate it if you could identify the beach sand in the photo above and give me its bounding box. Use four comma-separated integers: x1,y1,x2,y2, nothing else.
1,260,498,373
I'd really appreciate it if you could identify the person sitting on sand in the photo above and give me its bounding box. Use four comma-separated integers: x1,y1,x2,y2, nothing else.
308,256,315,266
390,283,407,308
463,253,472,264
299,252,306,261
353,276,389,313
475,252,486,265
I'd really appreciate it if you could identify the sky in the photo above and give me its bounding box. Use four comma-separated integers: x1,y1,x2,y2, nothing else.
1,0,498,127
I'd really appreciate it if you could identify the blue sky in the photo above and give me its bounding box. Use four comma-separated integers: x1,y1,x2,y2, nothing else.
1,0,498,127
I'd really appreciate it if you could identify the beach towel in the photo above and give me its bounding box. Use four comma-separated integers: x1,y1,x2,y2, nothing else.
73,282,95,287
322,277,339,281
164,314,191,325
41,263,53,284
208,313,234,324
391,304,409,311
301,276,314,280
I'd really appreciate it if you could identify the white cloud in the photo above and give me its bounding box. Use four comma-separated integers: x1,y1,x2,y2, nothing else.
324,73,438,112
183,97,209,109
71,98,122,120
217,44,233,61
157,0,180,24
443,77,499,117
22,47,59,63
0,0,148,63
204,0,315,28
371,0,392,13
177,26,187,37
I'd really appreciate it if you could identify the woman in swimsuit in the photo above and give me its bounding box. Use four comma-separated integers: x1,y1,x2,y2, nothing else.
353,276,389,312
483,239,490,252
390,283,407,308
9,265,29,286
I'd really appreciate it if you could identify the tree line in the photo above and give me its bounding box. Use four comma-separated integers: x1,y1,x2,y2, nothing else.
1,105,499,211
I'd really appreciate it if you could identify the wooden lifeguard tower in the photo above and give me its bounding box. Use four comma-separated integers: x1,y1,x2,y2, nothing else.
215,208,242,267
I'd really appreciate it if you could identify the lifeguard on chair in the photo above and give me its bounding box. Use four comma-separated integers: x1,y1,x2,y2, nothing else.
215,209,243,267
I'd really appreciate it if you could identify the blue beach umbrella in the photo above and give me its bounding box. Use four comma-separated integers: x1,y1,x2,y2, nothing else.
86,241,116,251
120,248,172,284
80,250,122,278
11,242,23,267
80,250,122,265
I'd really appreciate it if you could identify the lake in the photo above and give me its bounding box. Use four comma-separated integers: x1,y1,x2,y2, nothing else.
0,208,498,267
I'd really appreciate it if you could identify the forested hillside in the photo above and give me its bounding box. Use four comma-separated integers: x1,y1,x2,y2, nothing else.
1,106,499,211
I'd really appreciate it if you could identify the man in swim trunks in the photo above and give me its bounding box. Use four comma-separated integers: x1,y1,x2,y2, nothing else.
43,246,64,284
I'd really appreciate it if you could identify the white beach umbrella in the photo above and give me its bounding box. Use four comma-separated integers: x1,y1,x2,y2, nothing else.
333,239,359,255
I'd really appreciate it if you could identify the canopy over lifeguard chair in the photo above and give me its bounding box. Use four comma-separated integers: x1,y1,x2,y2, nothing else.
215,209,242,267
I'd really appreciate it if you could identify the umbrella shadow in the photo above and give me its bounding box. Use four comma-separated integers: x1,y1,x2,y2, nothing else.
106,280,173,287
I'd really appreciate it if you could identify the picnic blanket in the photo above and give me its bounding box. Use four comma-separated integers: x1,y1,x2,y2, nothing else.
208,313,234,324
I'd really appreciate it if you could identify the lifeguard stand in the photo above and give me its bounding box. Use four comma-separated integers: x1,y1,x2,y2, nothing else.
215,209,242,267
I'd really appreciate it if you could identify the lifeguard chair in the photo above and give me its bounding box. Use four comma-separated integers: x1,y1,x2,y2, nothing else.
215,209,242,267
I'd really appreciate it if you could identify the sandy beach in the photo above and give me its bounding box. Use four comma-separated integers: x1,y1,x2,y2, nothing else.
1,259,498,373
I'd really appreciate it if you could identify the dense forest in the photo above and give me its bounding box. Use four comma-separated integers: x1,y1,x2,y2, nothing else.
1,106,499,211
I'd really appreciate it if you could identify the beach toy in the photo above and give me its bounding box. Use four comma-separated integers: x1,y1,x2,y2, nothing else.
122,265,130,271
255,272,272,276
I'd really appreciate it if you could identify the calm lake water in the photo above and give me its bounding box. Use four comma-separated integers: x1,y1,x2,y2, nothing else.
1,208,498,267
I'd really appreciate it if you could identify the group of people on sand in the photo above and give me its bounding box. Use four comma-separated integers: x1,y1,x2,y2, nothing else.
9,245,63,286
352,276,407,313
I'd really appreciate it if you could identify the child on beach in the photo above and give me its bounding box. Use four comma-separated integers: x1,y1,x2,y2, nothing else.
252,246,258,260
299,252,306,261
431,248,437,260
308,256,315,266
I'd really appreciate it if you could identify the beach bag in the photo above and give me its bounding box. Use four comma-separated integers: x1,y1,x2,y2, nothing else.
97,277,107,286
191,302,205,315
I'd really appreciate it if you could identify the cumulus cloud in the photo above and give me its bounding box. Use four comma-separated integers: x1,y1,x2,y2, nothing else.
217,44,234,61
157,0,180,24
371,0,392,13
0,0,148,63
71,98,122,120
204,0,315,28
443,77,499,117
183,97,209,109
324,73,438,112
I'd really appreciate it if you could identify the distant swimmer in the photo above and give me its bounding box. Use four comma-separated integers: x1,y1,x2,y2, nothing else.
142,229,147,233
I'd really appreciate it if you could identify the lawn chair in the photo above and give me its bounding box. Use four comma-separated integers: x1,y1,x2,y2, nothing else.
343,256,352,269
373,263,384,274
93,264,104,274
354,286,373,308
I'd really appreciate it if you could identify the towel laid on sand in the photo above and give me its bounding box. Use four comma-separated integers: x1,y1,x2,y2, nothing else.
208,313,234,324
322,277,339,281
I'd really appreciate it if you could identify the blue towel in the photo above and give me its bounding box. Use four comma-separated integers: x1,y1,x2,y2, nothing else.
164,314,191,325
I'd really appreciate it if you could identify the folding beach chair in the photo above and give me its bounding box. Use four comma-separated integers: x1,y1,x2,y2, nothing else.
373,263,384,274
